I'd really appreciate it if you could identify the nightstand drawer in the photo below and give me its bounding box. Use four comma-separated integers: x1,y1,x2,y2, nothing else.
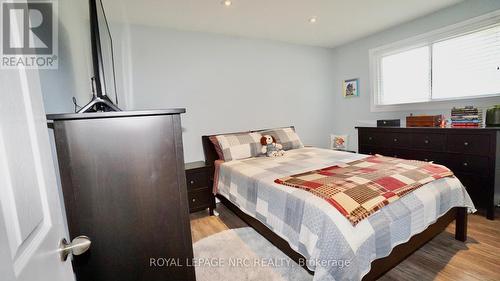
186,171,209,190
446,134,490,155
188,188,212,211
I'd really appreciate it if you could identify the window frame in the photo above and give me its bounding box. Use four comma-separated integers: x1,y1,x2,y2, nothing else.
369,10,500,112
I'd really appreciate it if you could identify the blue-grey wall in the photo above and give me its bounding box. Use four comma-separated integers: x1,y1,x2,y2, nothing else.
39,0,500,166
329,0,500,152
111,25,336,162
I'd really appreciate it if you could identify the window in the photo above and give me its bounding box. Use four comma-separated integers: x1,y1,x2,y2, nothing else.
380,46,430,105
432,25,500,99
371,11,500,109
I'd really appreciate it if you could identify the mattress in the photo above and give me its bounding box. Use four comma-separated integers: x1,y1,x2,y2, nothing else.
216,147,475,281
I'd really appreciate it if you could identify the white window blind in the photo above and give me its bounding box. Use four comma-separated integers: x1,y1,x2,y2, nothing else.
372,16,500,108
380,46,430,105
432,24,500,99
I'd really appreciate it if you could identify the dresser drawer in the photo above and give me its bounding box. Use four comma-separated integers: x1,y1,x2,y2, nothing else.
411,133,446,151
446,134,490,155
454,173,487,207
383,133,411,148
359,146,410,159
359,131,384,146
188,188,213,211
186,171,209,190
448,154,489,174
411,151,447,165
386,149,412,159
359,145,385,156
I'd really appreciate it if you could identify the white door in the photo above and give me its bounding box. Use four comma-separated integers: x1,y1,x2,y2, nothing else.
0,40,76,281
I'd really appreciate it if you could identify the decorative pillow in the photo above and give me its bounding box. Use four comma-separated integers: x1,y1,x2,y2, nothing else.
260,127,303,151
330,134,348,150
215,132,262,161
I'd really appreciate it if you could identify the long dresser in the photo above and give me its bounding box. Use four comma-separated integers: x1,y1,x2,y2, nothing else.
356,127,499,220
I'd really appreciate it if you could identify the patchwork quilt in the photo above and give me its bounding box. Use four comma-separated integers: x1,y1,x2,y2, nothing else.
217,147,475,281
275,155,454,225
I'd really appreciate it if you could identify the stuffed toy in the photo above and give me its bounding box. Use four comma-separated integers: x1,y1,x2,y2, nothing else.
260,135,285,157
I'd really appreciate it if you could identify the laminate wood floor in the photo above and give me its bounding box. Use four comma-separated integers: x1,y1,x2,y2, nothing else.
190,205,500,281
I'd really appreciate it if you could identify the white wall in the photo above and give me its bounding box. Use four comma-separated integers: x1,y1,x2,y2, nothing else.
329,0,500,152
111,25,336,162
37,0,95,240
38,0,94,113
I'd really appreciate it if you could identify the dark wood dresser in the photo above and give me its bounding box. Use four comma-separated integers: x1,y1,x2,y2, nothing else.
356,127,499,220
185,161,216,215
48,110,196,281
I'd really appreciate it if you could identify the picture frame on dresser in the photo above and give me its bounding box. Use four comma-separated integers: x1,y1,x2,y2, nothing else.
356,126,498,219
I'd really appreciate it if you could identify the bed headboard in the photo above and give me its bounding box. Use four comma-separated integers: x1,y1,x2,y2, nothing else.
201,126,295,168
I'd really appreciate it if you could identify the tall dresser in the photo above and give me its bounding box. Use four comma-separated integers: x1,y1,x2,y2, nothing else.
48,109,196,281
356,127,499,220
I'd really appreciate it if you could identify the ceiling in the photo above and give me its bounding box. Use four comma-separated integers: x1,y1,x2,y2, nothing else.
103,0,463,48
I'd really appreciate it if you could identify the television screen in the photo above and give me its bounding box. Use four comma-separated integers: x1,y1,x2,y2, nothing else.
80,0,120,112
95,0,117,103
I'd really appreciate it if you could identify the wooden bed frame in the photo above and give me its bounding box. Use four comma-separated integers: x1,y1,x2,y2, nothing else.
202,127,468,281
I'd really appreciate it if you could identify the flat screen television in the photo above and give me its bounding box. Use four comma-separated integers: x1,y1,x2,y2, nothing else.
78,0,120,112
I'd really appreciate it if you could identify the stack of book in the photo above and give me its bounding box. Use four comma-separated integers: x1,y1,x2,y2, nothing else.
451,106,483,128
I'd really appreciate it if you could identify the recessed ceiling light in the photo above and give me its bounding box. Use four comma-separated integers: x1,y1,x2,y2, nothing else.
309,17,317,23
222,0,232,6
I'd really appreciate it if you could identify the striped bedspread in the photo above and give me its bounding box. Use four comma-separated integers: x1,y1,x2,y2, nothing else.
217,147,475,280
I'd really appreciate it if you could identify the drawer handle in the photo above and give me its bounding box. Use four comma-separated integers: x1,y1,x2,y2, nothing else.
192,198,196,202
464,141,469,146
424,139,429,144
424,158,429,162
463,162,468,167
393,138,398,142
368,136,373,141
190,180,195,185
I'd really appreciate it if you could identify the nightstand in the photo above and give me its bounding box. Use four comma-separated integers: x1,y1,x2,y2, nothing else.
185,161,216,215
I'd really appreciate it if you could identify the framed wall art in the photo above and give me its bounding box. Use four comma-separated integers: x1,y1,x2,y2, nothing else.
343,78,359,98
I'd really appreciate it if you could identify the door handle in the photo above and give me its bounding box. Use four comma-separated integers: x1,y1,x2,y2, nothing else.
59,236,91,261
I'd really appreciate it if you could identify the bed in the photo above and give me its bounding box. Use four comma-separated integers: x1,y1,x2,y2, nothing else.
202,127,474,281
